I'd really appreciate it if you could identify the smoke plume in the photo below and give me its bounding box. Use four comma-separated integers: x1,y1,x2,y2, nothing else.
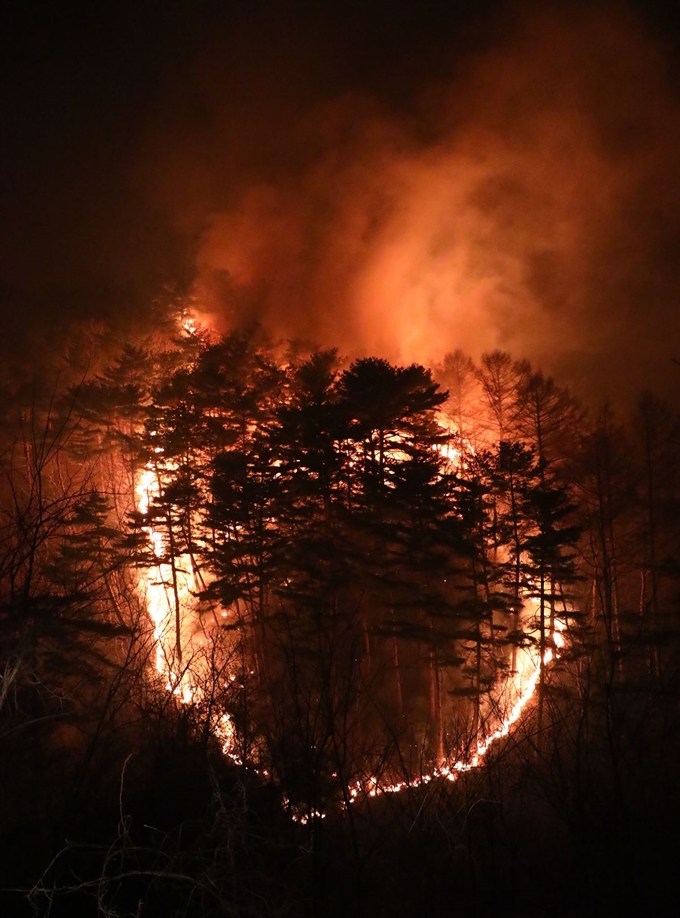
139,3,680,402
3,1,679,404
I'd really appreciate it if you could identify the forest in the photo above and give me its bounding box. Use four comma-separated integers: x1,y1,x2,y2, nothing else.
1,310,680,918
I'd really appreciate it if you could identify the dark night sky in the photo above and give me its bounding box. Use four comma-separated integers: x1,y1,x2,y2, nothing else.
2,0,680,403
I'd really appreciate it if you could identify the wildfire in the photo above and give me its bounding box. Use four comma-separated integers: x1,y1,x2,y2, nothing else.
132,312,570,818
136,449,567,818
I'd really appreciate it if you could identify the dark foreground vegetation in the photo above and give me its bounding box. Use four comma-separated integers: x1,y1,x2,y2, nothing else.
1,314,680,917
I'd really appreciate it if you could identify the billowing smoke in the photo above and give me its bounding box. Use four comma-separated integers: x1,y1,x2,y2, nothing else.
4,2,677,404
140,2,679,403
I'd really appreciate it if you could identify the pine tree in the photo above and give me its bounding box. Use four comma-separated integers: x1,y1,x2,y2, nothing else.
449,451,509,740
477,350,528,443
523,468,582,734
490,439,541,673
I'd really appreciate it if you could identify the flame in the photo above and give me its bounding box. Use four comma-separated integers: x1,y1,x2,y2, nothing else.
135,461,238,754
182,317,198,336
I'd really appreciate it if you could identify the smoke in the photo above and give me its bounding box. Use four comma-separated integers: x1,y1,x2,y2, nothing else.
138,2,677,403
